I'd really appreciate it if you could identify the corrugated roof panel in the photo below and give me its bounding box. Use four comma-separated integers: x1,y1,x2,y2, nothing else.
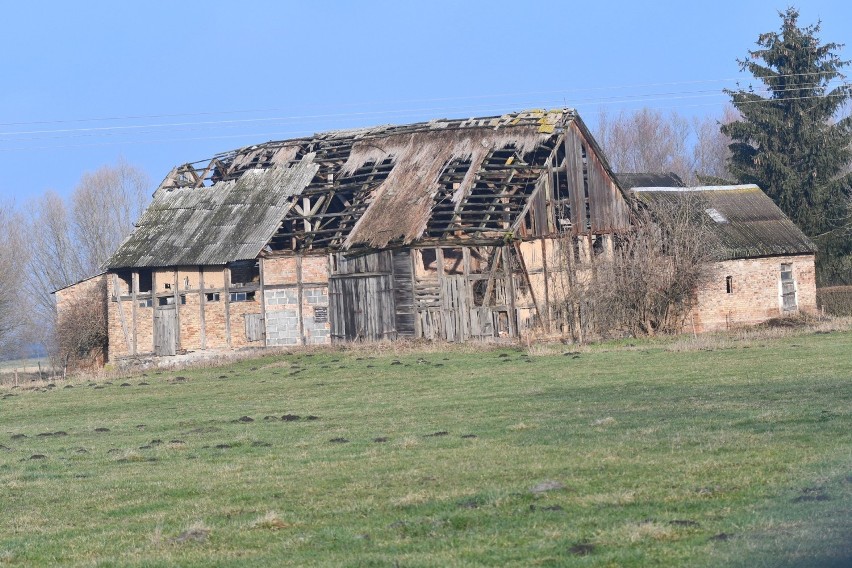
634,185,816,259
104,162,318,269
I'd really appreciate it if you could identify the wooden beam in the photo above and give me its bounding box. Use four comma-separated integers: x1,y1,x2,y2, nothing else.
502,246,517,338
259,258,268,347
223,267,232,349
540,238,552,332
173,271,181,352
296,254,305,346
512,241,543,330
111,274,132,354
131,271,138,356
199,266,207,350
482,247,501,308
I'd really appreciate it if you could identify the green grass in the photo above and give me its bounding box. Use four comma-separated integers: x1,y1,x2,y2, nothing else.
1,331,850,566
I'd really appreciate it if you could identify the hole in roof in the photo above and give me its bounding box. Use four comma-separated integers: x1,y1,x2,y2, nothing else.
705,208,728,223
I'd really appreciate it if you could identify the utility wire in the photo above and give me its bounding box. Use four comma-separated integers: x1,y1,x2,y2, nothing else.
0,81,847,140
0,89,848,153
0,69,844,129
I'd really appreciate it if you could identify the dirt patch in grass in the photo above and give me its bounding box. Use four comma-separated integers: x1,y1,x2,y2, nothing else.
792,487,831,502
531,481,565,494
169,523,210,544
567,542,595,556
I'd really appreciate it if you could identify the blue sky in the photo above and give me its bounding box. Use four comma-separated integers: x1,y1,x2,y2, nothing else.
1,0,849,201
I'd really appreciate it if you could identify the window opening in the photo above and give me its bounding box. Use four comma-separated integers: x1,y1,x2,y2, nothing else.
205,292,220,302
158,296,174,306
229,291,256,303
229,261,260,287
780,263,797,311
138,269,152,293
725,276,733,294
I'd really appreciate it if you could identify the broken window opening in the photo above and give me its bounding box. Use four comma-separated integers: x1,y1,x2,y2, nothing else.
115,270,132,295
229,291,256,303
591,235,605,257
442,248,465,275
420,248,438,273
138,298,152,308
138,269,152,293
229,260,260,287
726,276,733,294
205,292,220,302
158,296,174,306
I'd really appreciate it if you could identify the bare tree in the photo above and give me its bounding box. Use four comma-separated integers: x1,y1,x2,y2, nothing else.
595,107,734,184
559,194,722,339
23,160,150,353
0,202,27,356
71,158,149,275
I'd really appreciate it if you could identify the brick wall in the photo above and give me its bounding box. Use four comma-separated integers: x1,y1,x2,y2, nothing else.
690,254,817,332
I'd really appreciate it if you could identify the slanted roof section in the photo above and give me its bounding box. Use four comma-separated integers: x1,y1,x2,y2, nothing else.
109,109,630,268
634,184,817,259
104,162,318,269
617,172,685,189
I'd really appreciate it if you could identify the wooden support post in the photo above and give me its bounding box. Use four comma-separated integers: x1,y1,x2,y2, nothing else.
482,247,502,308
151,271,158,353
223,267,232,348
258,258,268,347
540,238,552,332
112,274,132,354
410,249,421,339
131,271,138,355
502,246,517,338
173,271,181,352
199,267,207,350
513,241,543,329
435,248,447,341
296,254,305,346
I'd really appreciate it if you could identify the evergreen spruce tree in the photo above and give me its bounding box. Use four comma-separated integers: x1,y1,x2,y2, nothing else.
722,7,852,284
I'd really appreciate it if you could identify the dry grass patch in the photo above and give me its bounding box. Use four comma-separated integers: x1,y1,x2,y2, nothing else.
250,511,292,531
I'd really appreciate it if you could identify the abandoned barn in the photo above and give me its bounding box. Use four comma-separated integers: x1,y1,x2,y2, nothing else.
631,182,817,332
54,109,818,361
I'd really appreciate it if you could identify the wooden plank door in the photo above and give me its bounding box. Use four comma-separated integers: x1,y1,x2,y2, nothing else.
329,274,396,341
154,306,177,356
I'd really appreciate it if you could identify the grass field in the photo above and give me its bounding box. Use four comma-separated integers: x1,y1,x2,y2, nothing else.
0,330,850,566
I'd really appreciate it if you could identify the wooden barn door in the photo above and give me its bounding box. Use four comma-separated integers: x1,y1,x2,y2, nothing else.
154,306,177,356
329,274,396,341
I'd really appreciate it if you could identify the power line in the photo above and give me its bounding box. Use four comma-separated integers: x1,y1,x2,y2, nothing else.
1,81,847,140
0,69,844,130
0,88,848,153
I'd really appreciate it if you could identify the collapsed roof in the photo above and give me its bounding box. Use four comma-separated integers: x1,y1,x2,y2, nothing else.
105,109,630,269
633,185,817,259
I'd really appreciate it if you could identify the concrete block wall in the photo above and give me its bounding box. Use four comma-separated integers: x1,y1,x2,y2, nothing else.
262,255,330,346
303,286,330,345
264,288,300,346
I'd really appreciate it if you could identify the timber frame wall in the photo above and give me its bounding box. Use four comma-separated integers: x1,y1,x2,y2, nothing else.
105,233,619,359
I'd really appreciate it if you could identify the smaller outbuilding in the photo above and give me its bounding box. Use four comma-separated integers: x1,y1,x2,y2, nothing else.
632,183,817,332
